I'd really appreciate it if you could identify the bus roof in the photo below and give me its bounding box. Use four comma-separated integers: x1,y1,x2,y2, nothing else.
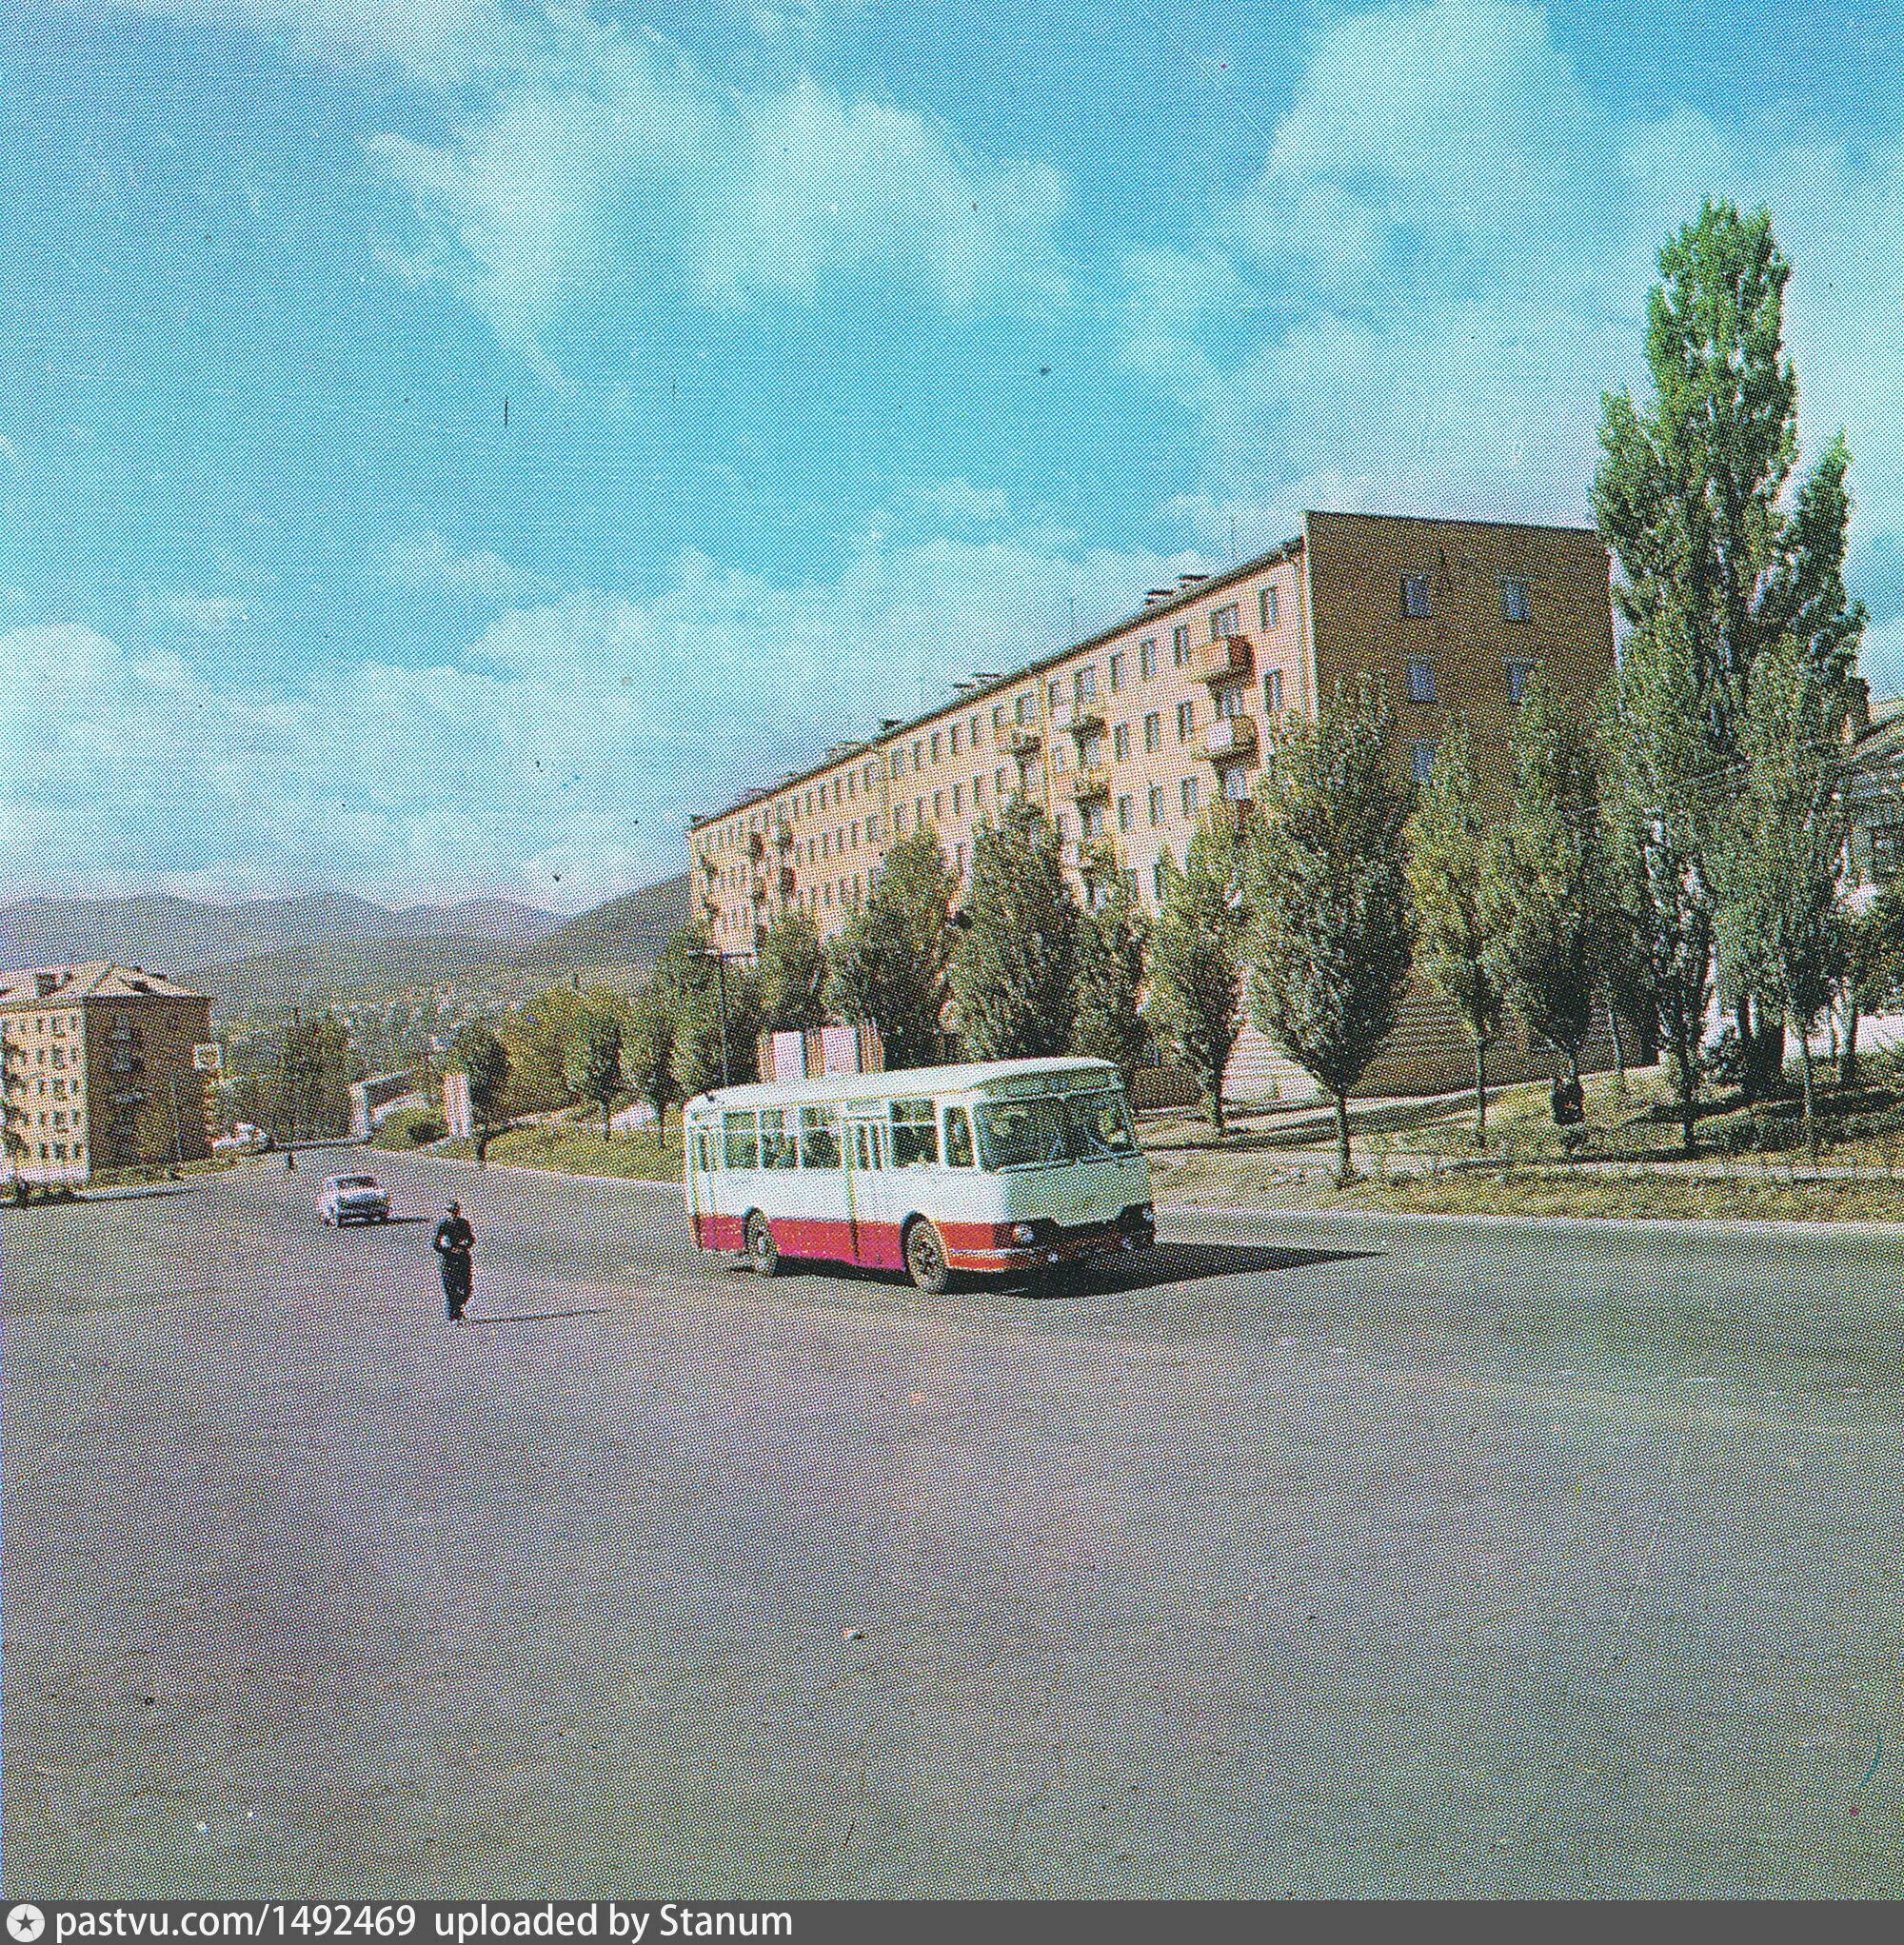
684,1057,1121,1117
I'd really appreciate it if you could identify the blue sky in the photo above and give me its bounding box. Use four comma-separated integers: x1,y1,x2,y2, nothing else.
5,0,1901,910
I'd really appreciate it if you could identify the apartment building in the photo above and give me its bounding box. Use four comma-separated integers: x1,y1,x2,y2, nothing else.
687,511,1617,1097
0,963,214,1182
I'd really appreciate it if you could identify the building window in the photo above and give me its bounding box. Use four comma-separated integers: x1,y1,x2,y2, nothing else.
1117,794,1134,834
1016,692,1034,725
1152,859,1169,902
1046,678,1063,713
1500,575,1532,623
1107,651,1124,692
1076,665,1097,702
916,796,926,826
1259,585,1279,629
1506,658,1537,704
931,732,942,762
1171,624,1190,665
1052,742,1067,774
952,783,962,814
1082,802,1106,839
933,790,944,821
992,704,1006,734
996,765,1009,798
1180,776,1200,817
1113,722,1131,762
1176,700,1196,742
1406,657,1437,705
1211,602,1240,640
1054,813,1068,843
1122,869,1139,900
1403,574,1433,619
1222,766,1251,802
1216,685,1244,720
1411,740,1438,784
891,752,903,780
949,724,961,756
895,804,908,832
954,842,965,876
1148,784,1165,826
1262,668,1283,715
970,713,981,744
1140,638,1158,680
1142,711,1161,753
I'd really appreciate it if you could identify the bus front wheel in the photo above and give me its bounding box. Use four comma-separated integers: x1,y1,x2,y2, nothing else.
903,1219,950,1297
745,1212,780,1277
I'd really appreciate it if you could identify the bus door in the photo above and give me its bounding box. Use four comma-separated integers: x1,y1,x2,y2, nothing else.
843,1112,902,1270
686,1118,724,1249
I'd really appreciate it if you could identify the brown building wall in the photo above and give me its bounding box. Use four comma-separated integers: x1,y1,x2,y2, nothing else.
688,512,1619,1099
84,995,213,1172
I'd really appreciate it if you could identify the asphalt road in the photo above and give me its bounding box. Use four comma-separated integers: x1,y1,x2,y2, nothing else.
3,1153,1901,1898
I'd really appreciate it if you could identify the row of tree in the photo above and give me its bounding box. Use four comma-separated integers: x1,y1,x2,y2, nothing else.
451,200,1899,1176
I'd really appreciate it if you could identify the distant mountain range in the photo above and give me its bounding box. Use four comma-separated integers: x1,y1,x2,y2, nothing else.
0,877,692,1020
0,891,565,972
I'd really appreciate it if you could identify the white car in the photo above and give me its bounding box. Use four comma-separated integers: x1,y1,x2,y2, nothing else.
212,1123,268,1152
319,1174,391,1225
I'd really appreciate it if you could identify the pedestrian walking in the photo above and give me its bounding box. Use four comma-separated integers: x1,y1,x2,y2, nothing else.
434,1199,474,1322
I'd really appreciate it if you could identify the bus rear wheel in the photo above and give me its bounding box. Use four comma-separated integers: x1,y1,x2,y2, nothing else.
904,1219,950,1297
744,1212,780,1277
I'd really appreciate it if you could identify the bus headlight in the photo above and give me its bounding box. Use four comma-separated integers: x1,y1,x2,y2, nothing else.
1012,1222,1037,1245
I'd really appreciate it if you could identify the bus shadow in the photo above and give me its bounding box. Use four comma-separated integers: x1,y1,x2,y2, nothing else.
1015,1240,1384,1298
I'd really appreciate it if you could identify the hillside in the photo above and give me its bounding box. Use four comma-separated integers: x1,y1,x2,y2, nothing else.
518,872,692,974
1,892,563,972
196,934,532,1017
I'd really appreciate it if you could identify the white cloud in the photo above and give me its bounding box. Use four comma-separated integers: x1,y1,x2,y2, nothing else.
366,39,1067,355
384,533,553,604
0,530,1204,906
1129,0,1904,680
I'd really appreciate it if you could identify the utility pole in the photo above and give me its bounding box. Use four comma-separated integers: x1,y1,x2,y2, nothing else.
168,1073,183,1177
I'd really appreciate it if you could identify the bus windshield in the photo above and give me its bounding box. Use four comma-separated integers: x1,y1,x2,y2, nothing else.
976,1090,1138,1170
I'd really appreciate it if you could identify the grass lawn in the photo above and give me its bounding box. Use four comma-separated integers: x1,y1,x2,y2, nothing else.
1329,1165,1904,1224
436,1117,682,1181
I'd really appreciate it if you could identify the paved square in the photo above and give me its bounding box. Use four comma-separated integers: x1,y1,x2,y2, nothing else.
4,1156,1900,1895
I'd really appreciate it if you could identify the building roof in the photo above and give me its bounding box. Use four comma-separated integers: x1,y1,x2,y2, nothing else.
686,532,1308,831
0,962,211,1008
684,1055,1121,1113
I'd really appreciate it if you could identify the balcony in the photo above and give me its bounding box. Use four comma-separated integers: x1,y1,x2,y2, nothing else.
1200,714,1259,763
1008,725,1041,757
1061,837,1120,882
700,892,719,922
1051,699,1104,739
700,855,718,881
748,831,765,861
1062,764,1112,803
1212,796,1258,837
749,874,768,903
774,820,794,850
778,866,797,897
1196,634,1254,684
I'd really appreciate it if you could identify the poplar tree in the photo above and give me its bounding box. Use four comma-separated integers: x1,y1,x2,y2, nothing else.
754,910,830,1035
1715,633,1851,1157
1246,677,1415,1181
950,796,1079,1061
1070,877,1151,1084
1150,816,1246,1137
1404,724,1505,1145
1595,198,1866,1095
825,825,959,1069
452,1021,511,1164
568,998,628,1141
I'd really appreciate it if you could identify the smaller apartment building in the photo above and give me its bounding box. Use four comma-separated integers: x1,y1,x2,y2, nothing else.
0,963,214,1182
688,511,1617,1099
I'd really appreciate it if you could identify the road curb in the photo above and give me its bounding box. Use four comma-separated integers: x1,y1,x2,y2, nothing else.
410,1154,683,1191
1160,1197,1904,1240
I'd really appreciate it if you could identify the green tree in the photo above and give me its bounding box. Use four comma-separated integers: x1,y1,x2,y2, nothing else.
654,924,761,1101
1714,634,1852,1158
1594,198,1866,1095
500,983,585,1115
1070,878,1151,1085
1605,601,1718,1156
754,910,830,1035
1246,679,1415,1181
281,1011,351,1141
825,825,960,1069
1151,819,1246,1136
1841,883,1904,1089
950,796,1080,1060
1404,724,1506,1145
452,1021,511,1165
1480,672,1611,1093
566,998,626,1141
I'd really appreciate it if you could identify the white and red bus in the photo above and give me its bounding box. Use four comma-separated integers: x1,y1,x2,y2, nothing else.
683,1058,1155,1293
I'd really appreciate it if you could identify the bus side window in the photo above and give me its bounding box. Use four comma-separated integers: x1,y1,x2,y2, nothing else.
723,1111,759,1170
760,1108,797,1169
943,1105,975,1167
891,1099,939,1166
800,1105,842,1169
